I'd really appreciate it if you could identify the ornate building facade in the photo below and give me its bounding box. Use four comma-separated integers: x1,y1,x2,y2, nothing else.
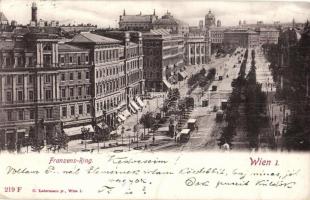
142,29,184,92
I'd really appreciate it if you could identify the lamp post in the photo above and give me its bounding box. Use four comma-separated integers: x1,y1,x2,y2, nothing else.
121,125,125,146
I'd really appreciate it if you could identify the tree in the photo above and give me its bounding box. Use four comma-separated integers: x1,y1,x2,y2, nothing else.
81,127,90,150
50,132,69,153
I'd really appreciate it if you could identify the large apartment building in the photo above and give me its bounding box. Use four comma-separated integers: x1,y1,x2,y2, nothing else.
142,29,184,92
0,30,144,151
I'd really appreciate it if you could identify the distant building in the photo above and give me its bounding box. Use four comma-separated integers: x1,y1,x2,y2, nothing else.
0,12,9,30
142,29,184,92
199,20,204,30
60,24,97,33
184,33,211,65
31,2,38,25
205,10,216,29
152,11,189,35
223,29,259,48
119,9,158,31
209,27,225,44
217,20,221,27
256,27,280,45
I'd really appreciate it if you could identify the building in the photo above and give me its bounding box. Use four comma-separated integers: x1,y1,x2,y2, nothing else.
199,20,204,30
142,29,184,92
184,33,211,65
60,24,97,33
0,12,9,31
205,10,216,29
119,9,158,32
70,32,144,128
152,11,189,35
208,27,225,53
223,29,259,49
0,31,94,150
256,27,280,45
31,2,38,25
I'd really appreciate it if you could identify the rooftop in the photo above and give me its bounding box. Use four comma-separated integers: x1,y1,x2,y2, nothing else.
121,15,156,22
58,43,88,52
71,32,122,44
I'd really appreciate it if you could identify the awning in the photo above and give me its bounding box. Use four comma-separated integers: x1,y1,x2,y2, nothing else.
63,125,94,137
163,79,172,89
84,125,95,133
187,119,197,124
118,114,126,121
178,71,187,79
63,126,83,136
6,129,15,134
130,101,140,111
122,109,131,118
129,104,137,114
17,129,26,133
136,97,145,107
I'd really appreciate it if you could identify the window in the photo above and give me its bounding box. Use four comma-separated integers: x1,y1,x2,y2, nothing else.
18,110,24,120
78,105,83,115
85,55,89,62
86,71,90,79
96,103,99,111
46,108,53,119
100,70,102,77
96,71,99,78
78,87,82,96
78,56,81,65
29,90,34,100
45,75,51,83
7,110,13,121
100,102,103,110
86,104,90,113
62,107,67,117
45,90,52,100
29,75,34,84
60,56,65,63
86,86,90,95
6,91,12,102
70,106,75,116
61,88,66,98
69,88,74,97
69,56,73,63
29,109,34,119
17,91,23,101
6,57,10,67
78,72,82,79
6,76,11,85
17,75,23,84
69,73,74,80
61,73,65,81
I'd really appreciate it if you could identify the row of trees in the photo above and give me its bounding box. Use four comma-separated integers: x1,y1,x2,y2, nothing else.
219,49,249,145
244,50,267,148
263,22,310,150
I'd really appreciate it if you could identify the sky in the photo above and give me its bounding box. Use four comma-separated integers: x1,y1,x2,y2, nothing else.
1,0,310,28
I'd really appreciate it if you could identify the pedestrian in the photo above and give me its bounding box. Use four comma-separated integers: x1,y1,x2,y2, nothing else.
144,144,147,150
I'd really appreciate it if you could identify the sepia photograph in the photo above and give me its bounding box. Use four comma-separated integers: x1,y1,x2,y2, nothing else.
0,0,309,199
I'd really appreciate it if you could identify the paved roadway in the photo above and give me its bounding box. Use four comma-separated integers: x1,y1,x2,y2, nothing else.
155,48,247,151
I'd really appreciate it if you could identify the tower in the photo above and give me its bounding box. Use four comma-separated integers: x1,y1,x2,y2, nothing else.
31,2,38,23
217,20,221,27
205,10,216,29
199,20,204,30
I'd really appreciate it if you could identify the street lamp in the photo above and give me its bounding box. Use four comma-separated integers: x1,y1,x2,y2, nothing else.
121,126,125,146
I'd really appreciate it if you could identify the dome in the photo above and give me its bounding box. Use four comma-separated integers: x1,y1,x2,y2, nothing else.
205,10,215,19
